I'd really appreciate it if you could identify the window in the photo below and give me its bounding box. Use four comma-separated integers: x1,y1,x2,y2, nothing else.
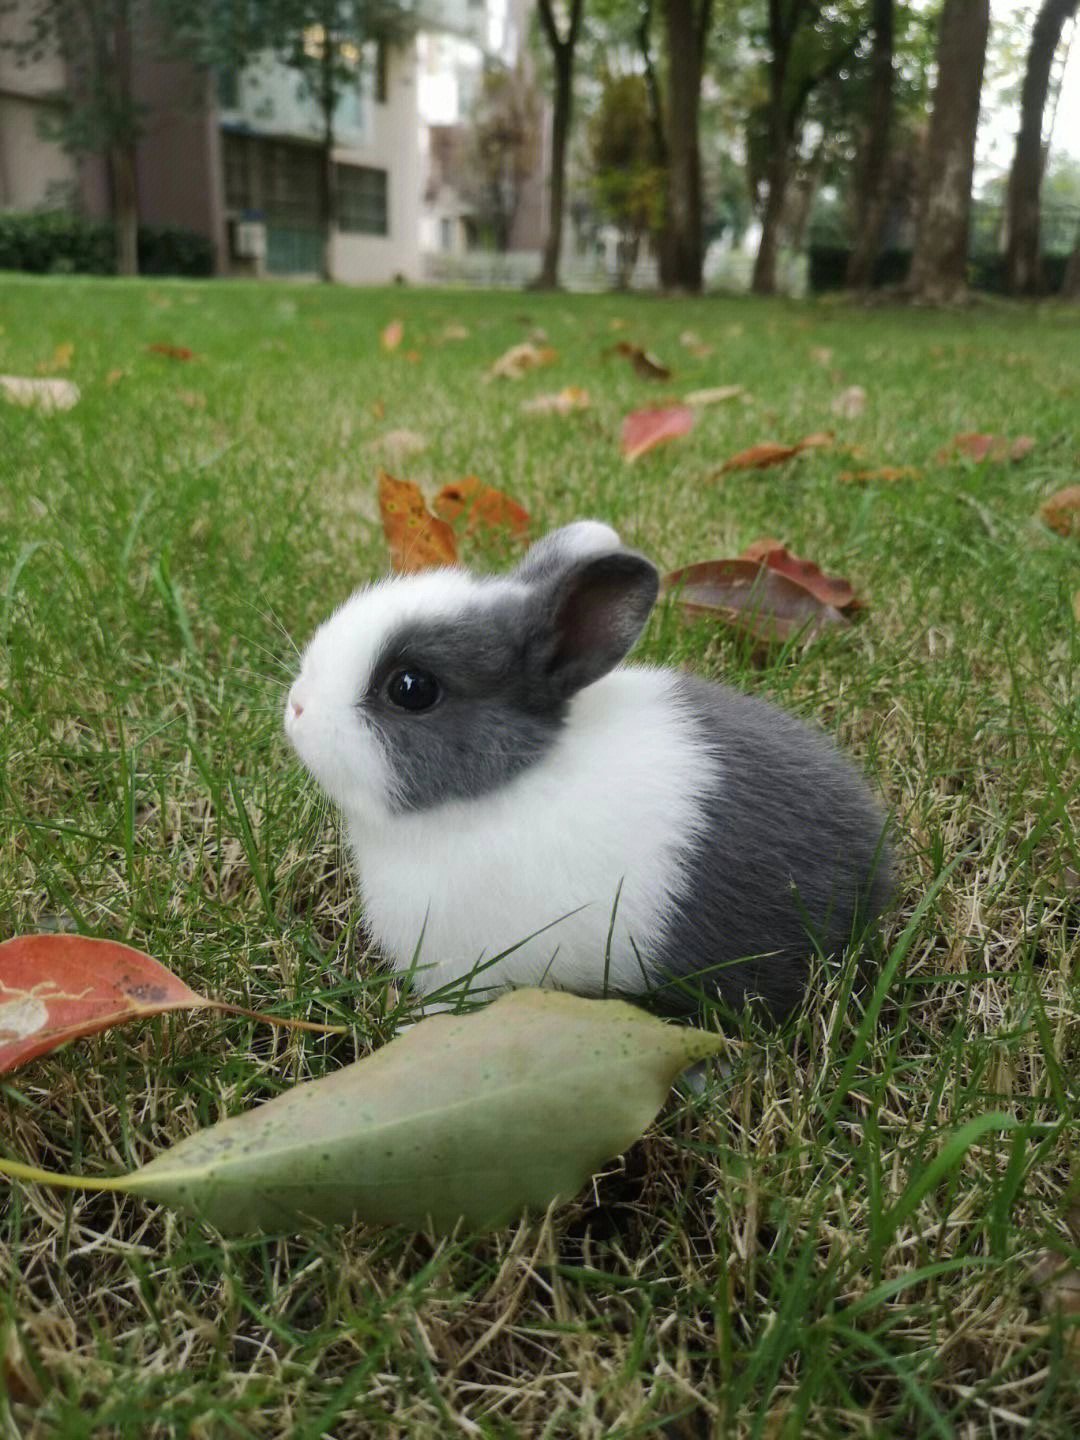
336,164,388,235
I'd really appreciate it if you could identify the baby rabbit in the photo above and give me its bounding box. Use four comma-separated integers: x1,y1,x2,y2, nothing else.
285,521,892,1018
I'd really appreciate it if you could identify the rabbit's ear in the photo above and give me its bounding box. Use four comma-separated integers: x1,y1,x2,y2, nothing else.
525,550,659,698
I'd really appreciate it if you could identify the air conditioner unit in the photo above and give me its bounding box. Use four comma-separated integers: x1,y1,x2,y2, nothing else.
232,221,267,260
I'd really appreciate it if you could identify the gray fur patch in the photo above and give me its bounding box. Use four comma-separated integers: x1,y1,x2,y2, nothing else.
647,675,894,1018
363,601,567,812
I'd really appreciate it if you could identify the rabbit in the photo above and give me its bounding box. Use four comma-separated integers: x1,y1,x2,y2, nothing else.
284,520,893,1019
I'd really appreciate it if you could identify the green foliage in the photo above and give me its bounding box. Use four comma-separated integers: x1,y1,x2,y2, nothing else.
0,212,213,276
588,71,665,275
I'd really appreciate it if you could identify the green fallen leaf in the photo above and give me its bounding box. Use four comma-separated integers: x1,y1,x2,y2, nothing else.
0,989,724,1234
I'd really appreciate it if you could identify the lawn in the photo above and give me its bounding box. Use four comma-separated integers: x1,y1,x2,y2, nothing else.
1,273,1079,1437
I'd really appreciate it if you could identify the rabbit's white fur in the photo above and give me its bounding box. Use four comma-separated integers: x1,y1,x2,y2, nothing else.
352,668,703,997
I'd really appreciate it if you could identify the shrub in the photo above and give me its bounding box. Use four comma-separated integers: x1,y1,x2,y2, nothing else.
0,211,213,277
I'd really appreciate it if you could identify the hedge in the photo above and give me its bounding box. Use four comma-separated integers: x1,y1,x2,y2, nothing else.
808,242,1071,295
0,211,214,277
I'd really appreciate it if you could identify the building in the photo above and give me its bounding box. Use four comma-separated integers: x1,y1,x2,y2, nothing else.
0,0,486,282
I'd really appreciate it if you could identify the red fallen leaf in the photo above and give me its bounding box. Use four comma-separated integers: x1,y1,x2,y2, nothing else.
434,476,531,538
0,935,346,1074
378,472,459,572
1040,485,1080,538
610,341,672,381
739,539,862,612
621,405,695,461
936,432,1036,464
0,935,210,1072
147,343,197,361
662,559,849,647
380,317,404,351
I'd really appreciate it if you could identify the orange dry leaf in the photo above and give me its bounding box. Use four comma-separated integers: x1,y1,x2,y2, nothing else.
739,539,862,612
486,342,558,380
1040,486,1080,538
621,405,696,461
148,343,197,361
609,341,672,381
521,386,591,416
716,441,802,474
434,477,531,538
380,318,405,351
936,432,1036,464
378,472,459,572
837,466,923,486
36,342,74,373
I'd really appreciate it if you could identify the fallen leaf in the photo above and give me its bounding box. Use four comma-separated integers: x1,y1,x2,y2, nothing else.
105,368,125,387
679,330,714,359
663,559,850,646
521,386,591,416
369,428,428,461
380,318,405,351
1030,1250,1080,1357
0,935,344,1074
405,349,422,364
738,540,862,612
0,935,212,1073
610,341,671,381
177,390,206,410
147,343,197,361
0,990,727,1235
798,431,834,451
486,342,558,380
621,405,696,461
936,432,1036,464
0,1317,42,1404
434,477,531,538
714,441,802,474
837,466,923,485
1040,486,1080,537
810,346,834,367
36,342,74,373
830,385,866,419
440,322,470,341
0,376,80,412
683,386,744,406
378,472,459,571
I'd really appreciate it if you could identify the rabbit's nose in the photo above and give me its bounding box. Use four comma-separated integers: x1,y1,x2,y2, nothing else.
286,683,305,720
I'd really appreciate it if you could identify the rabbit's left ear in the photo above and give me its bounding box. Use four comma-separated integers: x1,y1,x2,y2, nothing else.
525,550,659,699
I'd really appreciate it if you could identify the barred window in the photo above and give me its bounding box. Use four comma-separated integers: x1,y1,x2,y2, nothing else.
337,164,387,236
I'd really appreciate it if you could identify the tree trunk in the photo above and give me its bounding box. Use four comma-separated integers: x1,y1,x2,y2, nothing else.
319,39,336,282
110,3,139,277
111,143,140,276
1004,0,1079,295
846,0,894,289
535,0,583,290
658,0,710,291
908,0,990,305
1064,218,1080,297
751,0,804,296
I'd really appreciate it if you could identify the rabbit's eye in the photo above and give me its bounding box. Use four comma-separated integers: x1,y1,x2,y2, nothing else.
384,667,441,713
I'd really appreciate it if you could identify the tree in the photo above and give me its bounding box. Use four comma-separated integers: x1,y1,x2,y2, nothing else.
463,59,542,250
1004,0,1079,294
657,0,711,290
908,0,990,304
535,0,585,288
589,70,664,286
5,0,147,273
845,0,893,288
749,0,866,296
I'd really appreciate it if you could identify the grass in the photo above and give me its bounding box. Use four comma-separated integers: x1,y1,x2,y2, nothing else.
1,272,1079,1437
